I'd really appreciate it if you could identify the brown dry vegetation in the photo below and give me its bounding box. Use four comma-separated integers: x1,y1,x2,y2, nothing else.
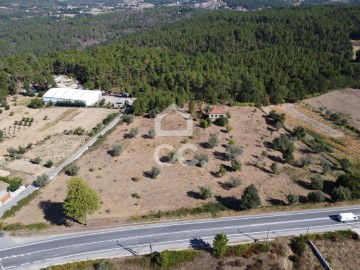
4,102,347,227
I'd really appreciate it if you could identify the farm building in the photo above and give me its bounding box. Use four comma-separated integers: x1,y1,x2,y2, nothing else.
43,88,102,107
209,108,226,122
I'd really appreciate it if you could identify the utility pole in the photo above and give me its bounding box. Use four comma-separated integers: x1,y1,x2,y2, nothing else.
266,226,270,242
150,243,152,254
306,226,309,235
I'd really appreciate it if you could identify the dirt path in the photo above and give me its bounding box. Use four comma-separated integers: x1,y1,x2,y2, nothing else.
277,104,344,137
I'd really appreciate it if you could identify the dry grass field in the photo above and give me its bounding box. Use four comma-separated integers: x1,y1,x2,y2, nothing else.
5,101,349,227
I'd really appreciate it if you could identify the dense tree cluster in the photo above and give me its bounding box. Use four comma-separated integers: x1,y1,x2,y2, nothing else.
0,6,359,108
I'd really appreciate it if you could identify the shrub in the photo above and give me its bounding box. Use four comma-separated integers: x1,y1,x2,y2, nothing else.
44,160,54,168
218,166,226,177
240,184,261,210
8,178,22,192
28,98,44,109
109,144,124,157
148,128,156,139
17,146,26,154
73,127,85,135
308,191,325,202
201,118,211,128
323,163,331,174
292,126,306,140
7,147,17,157
208,134,218,148
149,166,161,179
65,163,80,176
214,116,229,126
123,114,135,123
298,156,311,167
226,125,233,133
339,158,351,172
4,104,10,110
231,159,242,171
268,110,285,128
311,174,324,190
195,153,209,167
213,233,229,258
229,176,242,188
33,174,48,188
332,186,352,201
30,157,42,164
287,194,299,204
270,162,279,175
167,151,180,164
128,127,138,138
199,186,212,199
226,144,243,160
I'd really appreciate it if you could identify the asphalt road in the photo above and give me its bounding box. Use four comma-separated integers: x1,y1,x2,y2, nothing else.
1,205,360,269
0,115,122,217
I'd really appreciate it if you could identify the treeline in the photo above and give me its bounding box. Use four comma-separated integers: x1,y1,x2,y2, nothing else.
0,7,198,58
0,6,360,113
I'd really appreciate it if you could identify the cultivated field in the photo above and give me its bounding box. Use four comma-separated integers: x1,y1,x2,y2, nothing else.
303,88,360,130
0,95,116,183
5,99,351,227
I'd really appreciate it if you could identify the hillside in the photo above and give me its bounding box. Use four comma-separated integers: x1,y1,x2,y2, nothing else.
1,6,359,109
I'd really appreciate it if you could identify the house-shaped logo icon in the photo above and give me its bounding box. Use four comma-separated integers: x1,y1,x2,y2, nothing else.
155,104,193,137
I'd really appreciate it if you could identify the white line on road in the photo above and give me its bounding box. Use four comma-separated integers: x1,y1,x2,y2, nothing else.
2,205,358,252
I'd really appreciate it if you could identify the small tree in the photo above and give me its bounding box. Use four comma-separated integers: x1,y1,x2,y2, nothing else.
308,191,325,203
332,186,352,202
129,128,138,138
231,159,242,171
229,176,242,188
149,166,161,179
44,160,54,168
109,144,124,157
270,162,279,175
63,177,100,224
240,184,261,210
195,153,209,167
213,233,228,258
199,186,212,199
148,128,156,139
167,151,180,164
208,134,218,148
311,174,324,190
33,174,48,188
339,158,351,172
287,194,299,204
65,163,80,176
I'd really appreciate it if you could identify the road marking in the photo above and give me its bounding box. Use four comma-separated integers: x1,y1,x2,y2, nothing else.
0,216,333,259
1,217,355,261
2,205,359,253
2,222,356,270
